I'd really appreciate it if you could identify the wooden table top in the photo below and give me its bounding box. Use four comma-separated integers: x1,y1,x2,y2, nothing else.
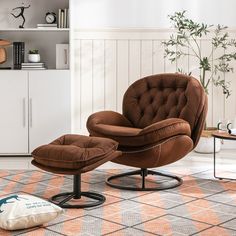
212,131,236,140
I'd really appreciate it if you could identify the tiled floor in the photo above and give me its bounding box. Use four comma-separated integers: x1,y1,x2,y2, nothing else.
1,153,236,235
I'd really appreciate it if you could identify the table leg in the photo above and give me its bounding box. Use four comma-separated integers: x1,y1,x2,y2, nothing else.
213,137,230,180
213,137,217,178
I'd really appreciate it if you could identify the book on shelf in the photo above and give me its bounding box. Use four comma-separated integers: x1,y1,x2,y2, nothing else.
21,67,46,70
64,8,67,28
13,42,25,69
58,8,69,28
22,65,45,68
21,62,47,70
58,9,61,28
22,62,44,66
37,27,57,29
37,23,57,29
61,10,64,28
37,24,57,27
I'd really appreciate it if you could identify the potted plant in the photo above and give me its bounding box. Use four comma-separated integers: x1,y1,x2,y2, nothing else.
28,49,40,63
163,11,236,153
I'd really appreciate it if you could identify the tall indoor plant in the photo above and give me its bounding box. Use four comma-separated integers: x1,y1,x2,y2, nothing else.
163,11,236,153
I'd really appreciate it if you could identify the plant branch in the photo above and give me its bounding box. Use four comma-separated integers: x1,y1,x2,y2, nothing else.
164,10,236,99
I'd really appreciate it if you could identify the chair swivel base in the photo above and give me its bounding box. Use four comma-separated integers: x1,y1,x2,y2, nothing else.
50,174,106,208
106,168,183,191
50,191,106,209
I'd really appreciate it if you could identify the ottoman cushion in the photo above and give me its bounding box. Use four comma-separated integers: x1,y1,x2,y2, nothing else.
32,134,120,172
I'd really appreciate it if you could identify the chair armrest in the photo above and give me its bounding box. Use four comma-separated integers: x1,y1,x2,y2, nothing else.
87,111,134,136
139,118,191,142
87,114,191,147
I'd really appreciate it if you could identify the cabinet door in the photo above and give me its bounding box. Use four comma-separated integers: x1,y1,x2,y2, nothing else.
0,71,28,154
29,70,71,152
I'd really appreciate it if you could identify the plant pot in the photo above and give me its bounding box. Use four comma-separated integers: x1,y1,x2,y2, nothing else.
194,127,221,154
28,54,40,63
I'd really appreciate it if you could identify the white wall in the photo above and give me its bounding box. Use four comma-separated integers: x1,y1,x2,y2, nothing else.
73,0,236,29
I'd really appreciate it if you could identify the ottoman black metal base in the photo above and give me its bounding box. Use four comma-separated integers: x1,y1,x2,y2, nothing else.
50,174,106,208
106,168,182,191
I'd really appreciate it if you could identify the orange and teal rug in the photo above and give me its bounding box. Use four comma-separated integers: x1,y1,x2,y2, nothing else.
0,167,236,236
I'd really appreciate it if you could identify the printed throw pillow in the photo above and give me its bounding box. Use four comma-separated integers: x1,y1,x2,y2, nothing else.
0,194,64,230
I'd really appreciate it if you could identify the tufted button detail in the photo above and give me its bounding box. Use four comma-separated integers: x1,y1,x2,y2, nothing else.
163,98,167,105
123,73,205,129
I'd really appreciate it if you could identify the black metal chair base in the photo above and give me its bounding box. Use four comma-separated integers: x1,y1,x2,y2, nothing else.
50,174,106,208
106,168,183,191
50,191,106,208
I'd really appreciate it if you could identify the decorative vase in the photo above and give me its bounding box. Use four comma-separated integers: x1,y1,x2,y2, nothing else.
28,54,40,63
194,127,221,154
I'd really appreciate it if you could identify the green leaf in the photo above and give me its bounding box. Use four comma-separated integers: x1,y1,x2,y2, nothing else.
164,10,236,98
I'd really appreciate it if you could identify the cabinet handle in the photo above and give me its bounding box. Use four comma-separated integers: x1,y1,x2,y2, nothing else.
22,98,26,127
64,49,68,65
29,98,32,127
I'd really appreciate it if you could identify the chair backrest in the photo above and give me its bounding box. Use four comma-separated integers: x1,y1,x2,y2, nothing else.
123,73,208,147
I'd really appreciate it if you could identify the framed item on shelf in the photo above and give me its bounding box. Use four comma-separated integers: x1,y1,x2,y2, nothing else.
56,44,69,69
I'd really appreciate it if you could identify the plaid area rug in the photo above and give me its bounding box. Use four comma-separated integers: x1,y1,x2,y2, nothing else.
0,168,236,236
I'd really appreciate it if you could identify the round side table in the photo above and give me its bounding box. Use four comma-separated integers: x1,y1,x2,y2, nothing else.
212,131,236,180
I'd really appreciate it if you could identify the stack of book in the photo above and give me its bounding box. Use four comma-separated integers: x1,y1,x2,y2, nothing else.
13,42,25,69
21,62,46,70
58,8,69,28
37,24,57,29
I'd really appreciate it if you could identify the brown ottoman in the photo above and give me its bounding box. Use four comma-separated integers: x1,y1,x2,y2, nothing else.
31,134,121,208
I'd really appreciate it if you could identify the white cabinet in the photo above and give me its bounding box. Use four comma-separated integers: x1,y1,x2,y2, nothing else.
0,71,28,154
0,70,71,155
29,70,71,152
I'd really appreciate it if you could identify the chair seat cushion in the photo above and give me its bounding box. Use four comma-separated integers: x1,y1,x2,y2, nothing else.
31,134,119,170
88,118,191,147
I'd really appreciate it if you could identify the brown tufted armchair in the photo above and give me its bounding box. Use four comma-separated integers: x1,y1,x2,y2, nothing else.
87,73,208,191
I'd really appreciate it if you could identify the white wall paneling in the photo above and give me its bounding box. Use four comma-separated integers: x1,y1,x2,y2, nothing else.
225,32,236,124
201,40,214,127
141,40,153,77
129,40,141,84
212,45,225,126
104,40,117,111
93,40,105,112
73,29,236,140
80,40,93,130
153,40,165,74
72,40,81,132
117,40,129,113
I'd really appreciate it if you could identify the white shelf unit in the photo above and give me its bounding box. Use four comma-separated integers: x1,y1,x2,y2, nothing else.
0,30,69,69
0,70,71,155
0,0,71,155
0,0,70,70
